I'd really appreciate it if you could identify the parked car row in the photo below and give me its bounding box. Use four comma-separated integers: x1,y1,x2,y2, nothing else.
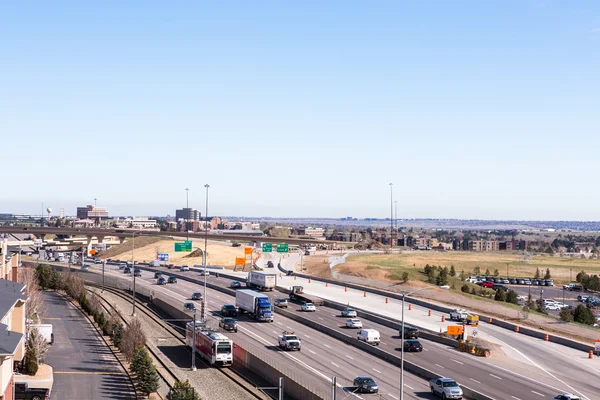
468,275,554,286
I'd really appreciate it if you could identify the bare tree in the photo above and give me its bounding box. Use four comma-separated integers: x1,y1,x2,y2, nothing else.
19,267,45,323
88,292,101,316
28,327,48,365
120,318,147,362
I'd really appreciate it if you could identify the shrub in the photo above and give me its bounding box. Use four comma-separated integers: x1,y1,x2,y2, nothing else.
111,322,124,349
470,287,477,295
461,284,470,293
576,270,587,283
559,307,573,322
505,290,518,304
401,272,409,283
167,380,200,400
121,319,146,361
494,289,506,302
573,305,595,325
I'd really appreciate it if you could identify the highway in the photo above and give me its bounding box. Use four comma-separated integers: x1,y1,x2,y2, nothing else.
93,263,435,400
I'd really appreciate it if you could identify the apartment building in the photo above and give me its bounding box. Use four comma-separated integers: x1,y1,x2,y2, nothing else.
470,240,500,252
0,279,27,400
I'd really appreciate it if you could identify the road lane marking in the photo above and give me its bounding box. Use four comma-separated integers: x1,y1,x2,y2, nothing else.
490,374,502,380
318,317,324,320
387,394,399,399
511,397,522,400
434,364,444,369
272,330,278,334
346,355,354,360
286,326,293,330
305,335,310,338
331,362,339,367
531,391,544,397
451,359,464,365
372,368,381,373
54,371,124,375
308,349,316,354
469,378,480,384
422,348,428,351
324,344,331,348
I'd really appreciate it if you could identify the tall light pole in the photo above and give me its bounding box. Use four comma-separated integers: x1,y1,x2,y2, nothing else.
94,198,97,207
399,286,448,400
191,308,197,371
132,231,137,316
203,184,210,322
389,183,393,249
41,202,44,227
185,188,190,240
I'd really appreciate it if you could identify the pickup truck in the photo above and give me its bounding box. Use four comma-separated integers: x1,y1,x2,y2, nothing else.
429,377,463,399
15,382,50,400
278,331,301,351
449,309,468,321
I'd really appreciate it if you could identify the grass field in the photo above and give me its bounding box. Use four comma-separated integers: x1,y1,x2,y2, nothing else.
342,251,600,284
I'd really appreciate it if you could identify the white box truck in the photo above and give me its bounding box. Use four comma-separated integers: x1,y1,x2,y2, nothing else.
30,324,54,344
236,289,274,322
246,271,276,291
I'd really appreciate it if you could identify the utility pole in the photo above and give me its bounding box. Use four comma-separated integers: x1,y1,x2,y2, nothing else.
185,188,190,240
389,183,393,249
203,184,210,322
331,376,337,400
191,308,197,371
132,231,136,316
102,260,105,292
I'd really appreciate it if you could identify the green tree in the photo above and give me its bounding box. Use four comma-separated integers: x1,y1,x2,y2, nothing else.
559,307,574,322
132,347,160,395
534,268,541,279
494,289,506,302
35,265,52,290
459,270,465,281
167,380,200,400
544,268,551,280
401,272,409,283
449,265,456,277
427,268,436,283
461,284,470,293
536,299,548,314
111,322,124,349
573,304,595,325
484,268,491,276
576,270,587,283
473,266,480,275
505,290,518,304
493,269,499,277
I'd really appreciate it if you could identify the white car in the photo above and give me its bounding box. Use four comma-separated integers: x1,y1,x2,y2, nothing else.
516,295,526,301
180,266,190,272
552,394,581,400
301,303,316,312
545,303,561,311
341,307,358,317
346,318,363,329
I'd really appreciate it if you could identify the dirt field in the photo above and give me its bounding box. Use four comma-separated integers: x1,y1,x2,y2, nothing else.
338,251,600,284
102,239,252,268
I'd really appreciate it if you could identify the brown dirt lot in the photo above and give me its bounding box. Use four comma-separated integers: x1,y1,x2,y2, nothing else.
101,239,253,268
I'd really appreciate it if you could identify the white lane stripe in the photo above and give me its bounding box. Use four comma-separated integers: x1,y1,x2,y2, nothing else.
470,378,480,384
372,368,381,373
318,317,324,320
531,391,544,397
308,349,316,354
422,348,428,351
451,359,464,365
511,396,522,400
434,364,444,369
346,355,353,360
331,362,339,367
404,384,414,389
324,344,331,348
490,374,502,380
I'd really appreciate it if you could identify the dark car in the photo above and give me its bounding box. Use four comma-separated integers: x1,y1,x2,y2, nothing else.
399,326,419,339
545,279,554,286
184,302,196,311
154,272,163,279
157,277,167,285
353,376,379,394
191,292,202,300
232,242,241,247
219,317,238,332
267,261,274,268
517,279,525,285
492,284,509,292
221,304,237,317
167,276,177,284
123,267,131,274
134,270,142,277
15,382,50,400
403,339,423,352
509,278,517,284
230,281,242,289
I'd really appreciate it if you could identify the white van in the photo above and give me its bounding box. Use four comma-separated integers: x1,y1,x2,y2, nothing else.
357,329,380,346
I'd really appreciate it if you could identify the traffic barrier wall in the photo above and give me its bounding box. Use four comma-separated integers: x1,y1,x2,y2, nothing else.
275,307,492,400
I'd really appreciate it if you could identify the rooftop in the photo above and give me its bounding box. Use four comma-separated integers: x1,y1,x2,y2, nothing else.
0,322,24,356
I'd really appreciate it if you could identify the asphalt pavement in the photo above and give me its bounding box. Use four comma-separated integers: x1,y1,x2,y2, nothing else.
43,291,136,400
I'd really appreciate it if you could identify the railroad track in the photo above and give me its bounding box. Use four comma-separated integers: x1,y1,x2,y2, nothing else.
88,284,266,400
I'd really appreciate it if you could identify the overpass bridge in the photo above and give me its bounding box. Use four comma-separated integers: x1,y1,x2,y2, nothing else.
0,226,355,256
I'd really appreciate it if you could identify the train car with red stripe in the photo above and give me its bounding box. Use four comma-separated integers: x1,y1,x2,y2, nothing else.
185,322,233,366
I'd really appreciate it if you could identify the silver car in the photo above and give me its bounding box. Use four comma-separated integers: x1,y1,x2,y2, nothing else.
430,377,463,399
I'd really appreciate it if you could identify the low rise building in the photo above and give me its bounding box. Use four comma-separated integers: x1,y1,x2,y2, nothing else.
0,279,27,400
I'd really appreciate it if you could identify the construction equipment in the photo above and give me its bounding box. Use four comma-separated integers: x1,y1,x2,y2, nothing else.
289,286,324,306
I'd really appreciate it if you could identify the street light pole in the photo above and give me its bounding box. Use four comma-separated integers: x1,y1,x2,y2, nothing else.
191,308,197,371
203,184,210,322
389,183,393,249
399,286,448,400
102,260,105,293
132,231,136,316
185,188,190,241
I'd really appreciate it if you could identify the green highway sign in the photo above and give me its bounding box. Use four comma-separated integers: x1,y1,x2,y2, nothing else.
276,243,289,253
175,240,193,252
262,243,273,252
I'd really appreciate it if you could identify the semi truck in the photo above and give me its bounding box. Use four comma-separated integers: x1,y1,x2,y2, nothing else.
246,271,276,291
236,289,274,322
289,286,324,306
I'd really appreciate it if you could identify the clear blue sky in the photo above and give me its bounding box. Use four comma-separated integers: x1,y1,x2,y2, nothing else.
2,1,599,220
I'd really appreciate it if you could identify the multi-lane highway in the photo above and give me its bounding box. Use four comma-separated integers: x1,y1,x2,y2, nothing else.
86,258,595,400
93,262,435,400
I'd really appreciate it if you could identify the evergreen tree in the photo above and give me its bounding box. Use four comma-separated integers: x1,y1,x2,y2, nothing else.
576,270,587,283
473,266,480,275
494,289,506,302
493,269,499,277
167,380,200,400
133,347,160,395
544,268,551,280
573,305,595,325
111,322,124,349
559,307,573,322
449,265,456,277
505,290,518,304
534,268,541,279
484,268,491,276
